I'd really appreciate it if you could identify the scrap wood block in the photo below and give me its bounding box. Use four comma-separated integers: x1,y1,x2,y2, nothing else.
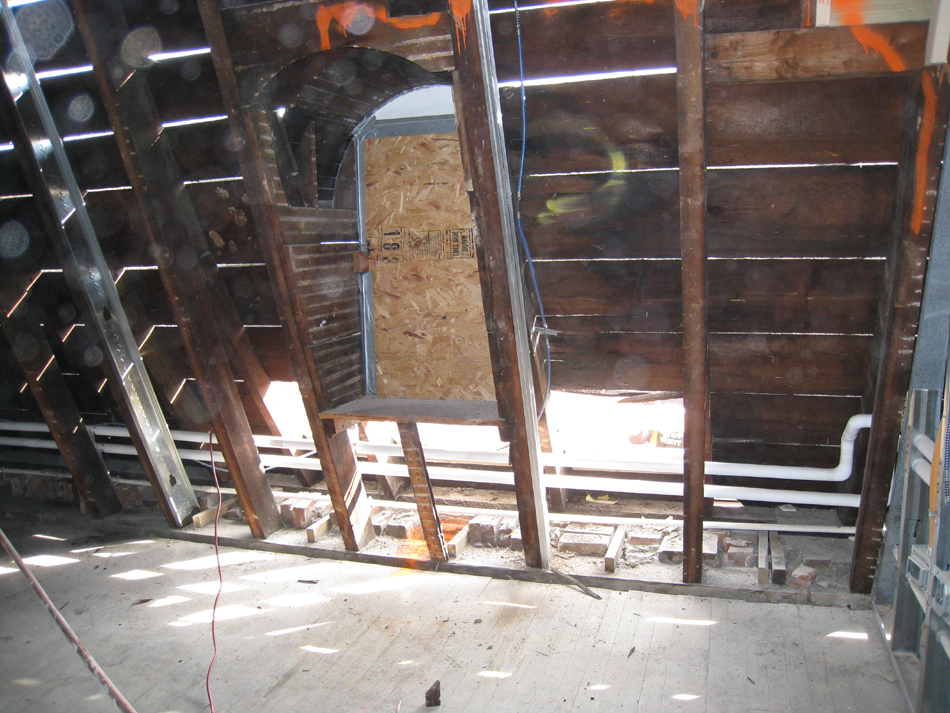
605,526,626,573
758,531,770,585
384,512,423,540
468,515,502,546
193,496,239,529
306,515,331,543
769,532,787,585
447,525,469,558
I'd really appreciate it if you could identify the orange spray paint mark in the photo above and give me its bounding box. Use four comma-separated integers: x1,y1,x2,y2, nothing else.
912,73,938,236
448,0,472,52
836,0,906,72
674,0,699,23
315,2,442,53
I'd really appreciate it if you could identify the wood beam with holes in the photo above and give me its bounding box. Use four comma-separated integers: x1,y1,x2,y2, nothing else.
197,0,374,551
0,299,121,518
397,422,448,561
851,65,950,593
71,0,281,538
675,0,709,585
705,21,927,83
449,0,550,569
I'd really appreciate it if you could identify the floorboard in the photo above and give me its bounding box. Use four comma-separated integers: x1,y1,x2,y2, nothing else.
0,518,907,712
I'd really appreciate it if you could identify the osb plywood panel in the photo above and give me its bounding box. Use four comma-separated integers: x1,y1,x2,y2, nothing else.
364,133,495,400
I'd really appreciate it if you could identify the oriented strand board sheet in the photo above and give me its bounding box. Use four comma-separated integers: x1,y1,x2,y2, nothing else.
364,133,495,400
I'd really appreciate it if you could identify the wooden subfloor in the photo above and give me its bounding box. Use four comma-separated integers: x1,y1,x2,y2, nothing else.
0,517,905,713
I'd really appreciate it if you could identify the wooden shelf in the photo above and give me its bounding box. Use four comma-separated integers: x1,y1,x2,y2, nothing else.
320,397,503,426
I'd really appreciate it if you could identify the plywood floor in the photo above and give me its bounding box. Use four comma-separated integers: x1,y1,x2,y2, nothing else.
0,517,906,713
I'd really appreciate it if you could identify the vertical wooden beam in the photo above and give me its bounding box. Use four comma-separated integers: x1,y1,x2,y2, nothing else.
197,0,373,550
449,0,551,569
675,0,710,585
70,0,281,538
0,298,121,517
397,422,448,561
851,66,950,593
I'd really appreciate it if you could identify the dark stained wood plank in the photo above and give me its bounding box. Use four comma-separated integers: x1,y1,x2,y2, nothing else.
519,164,896,260
535,259,881,334
852,66,950,593
320,397,503,425
245,327,296,382
706,165,897,258
711,393,864,446
675,0,709,584
397,422,449,561
709,334,872,395
167,120,243,182
502,74,907,176
704,0,801,33
147,55,225,124
550,331,684,393
707,75,909,166
712,441,841,470
73,0,284,535
549,333,871,395
451,0,548,569
491,1,674,83
706,22,927,83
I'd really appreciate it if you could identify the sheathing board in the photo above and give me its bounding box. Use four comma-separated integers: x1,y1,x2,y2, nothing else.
364,133,495,400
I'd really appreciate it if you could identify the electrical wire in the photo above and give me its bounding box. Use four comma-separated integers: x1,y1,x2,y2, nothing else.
513,0,553,419
205,430,225,713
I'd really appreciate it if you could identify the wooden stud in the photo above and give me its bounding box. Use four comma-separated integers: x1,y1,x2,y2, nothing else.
397,422,448,562
675,0,710,585
306,515,332,543
447,525,469,559
450,0,550,569
851,66,950,593
71,0,282,539
193,497,239,530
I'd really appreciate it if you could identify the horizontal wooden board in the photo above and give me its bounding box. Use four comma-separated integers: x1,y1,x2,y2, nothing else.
534,259,882,334
491,1,674,83
706,22,927,83
245,326,296,383
710,393,864,446
320,396,503,425
711,441,841,469
502,74,907,175
488,0,801,34
519,164,896,259
709,334,871,395
549,333,871,395
148,55,225,124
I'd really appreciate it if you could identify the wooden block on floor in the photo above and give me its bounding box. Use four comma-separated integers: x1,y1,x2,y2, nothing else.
658,533,718,564
384,512,423,540
769,532,787,585
447,525,469,559
758,531,770,585
605,526,625,573
306,515,331,543
468,515,502,546
193,496,239,529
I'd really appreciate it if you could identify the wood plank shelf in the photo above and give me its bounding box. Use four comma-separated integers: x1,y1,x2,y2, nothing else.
320,397,503,426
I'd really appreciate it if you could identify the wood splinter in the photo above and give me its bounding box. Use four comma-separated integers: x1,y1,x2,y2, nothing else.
425,680,441,707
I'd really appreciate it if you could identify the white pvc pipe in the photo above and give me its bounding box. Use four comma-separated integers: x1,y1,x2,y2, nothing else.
2,416,871,507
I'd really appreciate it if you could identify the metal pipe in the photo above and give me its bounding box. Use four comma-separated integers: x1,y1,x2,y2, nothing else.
0,526,139,713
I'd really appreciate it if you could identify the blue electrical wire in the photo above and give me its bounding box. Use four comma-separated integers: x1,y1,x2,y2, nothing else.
513,0,552,419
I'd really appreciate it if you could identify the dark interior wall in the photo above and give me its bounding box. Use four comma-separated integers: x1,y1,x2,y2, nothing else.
491,0,905,469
